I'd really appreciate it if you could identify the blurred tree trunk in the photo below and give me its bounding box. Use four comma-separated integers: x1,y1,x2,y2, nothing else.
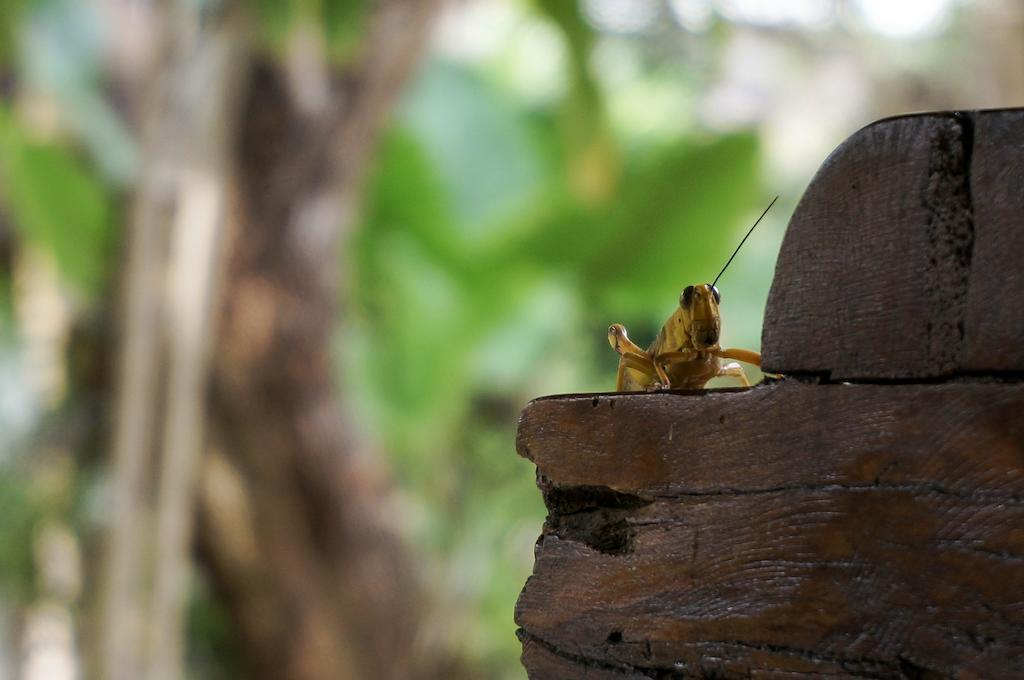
196,2,445,679
102,4,247,680
101,1,446,679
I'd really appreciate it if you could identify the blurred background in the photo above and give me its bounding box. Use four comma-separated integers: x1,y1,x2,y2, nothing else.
0,0,1021,678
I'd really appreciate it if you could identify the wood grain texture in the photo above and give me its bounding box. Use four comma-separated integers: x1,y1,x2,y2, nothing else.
763,109,1024,379
515,381,1024,678
963,110,1024,371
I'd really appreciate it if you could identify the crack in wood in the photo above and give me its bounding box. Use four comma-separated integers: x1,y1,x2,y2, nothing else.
518,628,668,678
781,371,1024,386
518,628,918,679
546,511,636,555
702,639,895,677
923,113,975,375
541,481,1024,506
544,485,653,515
648,481,1024,503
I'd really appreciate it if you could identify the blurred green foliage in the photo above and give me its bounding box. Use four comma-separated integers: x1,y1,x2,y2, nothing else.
346,9,764,669
0,469,41,598
0,106,113,297
252,0,371,61
0,0,29,61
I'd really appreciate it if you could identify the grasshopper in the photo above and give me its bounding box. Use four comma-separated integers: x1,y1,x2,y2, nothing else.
607,197,776,391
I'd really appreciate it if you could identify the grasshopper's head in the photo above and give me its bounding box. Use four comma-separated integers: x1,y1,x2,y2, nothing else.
680,283,721,349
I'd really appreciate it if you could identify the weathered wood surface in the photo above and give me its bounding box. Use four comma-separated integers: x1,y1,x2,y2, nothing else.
515,382,1024,678
762,108,1024,379
516,109,1024,679
963,111,1024,371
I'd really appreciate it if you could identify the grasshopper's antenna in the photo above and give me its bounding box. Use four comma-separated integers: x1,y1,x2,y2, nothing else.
712,195,778,289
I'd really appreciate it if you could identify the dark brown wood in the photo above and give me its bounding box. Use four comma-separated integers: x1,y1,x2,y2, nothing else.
517,382,1024,497
515,382,1024,678
516,109,1024,679
762,109,1024,380
963,110,1024,371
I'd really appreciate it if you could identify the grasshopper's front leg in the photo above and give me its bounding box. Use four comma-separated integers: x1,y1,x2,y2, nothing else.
714,348,782,385
656,350,698,370
608,324,659,390
653,349,698,388
717,361,750,387
715,347,761,366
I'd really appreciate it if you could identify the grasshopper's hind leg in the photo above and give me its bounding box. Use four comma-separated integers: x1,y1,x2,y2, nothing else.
608,324,646,356
615,353,660,390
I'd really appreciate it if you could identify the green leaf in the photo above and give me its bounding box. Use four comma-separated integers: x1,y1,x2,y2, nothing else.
250,0,370,62
0,469,41,599
398,60,545,236
347,127,472,480
322,0,370,61
250,0,300,49
0,106,113,296
506,131,761,314
532,0,595,98
532,0,619,202
0,0,28,63
586,132,762,303
357,127,463,276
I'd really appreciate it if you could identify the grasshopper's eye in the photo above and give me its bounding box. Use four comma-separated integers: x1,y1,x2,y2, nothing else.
710,285,720,304
680,286,694,307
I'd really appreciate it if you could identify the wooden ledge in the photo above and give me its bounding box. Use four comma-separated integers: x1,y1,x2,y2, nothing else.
515,380,1024,677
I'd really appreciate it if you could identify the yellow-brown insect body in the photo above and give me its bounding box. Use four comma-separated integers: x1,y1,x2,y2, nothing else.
608,283,760,391
609,196,775,391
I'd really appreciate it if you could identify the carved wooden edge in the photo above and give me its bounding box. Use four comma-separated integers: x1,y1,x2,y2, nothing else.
516,380,1023,496
762,108,1024,379
514,382,1024,678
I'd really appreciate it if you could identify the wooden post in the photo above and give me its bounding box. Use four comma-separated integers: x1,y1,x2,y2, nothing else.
514,109,1024,678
